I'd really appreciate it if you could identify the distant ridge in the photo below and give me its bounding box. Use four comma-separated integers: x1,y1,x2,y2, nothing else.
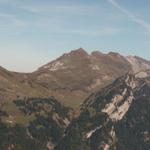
0,48,150,107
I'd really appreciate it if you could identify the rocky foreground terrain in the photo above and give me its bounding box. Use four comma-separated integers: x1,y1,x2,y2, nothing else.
0,70,150,149
55,70,150,150
0,49,150,150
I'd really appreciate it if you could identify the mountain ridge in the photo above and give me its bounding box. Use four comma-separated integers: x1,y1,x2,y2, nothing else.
55,70,150,150
0,48,150,108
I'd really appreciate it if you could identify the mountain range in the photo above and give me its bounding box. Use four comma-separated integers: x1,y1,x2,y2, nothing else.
0,48,150,108
0,48,150,149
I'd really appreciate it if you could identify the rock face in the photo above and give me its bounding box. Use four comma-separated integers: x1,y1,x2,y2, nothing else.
55,71,150,150
126,56,150,73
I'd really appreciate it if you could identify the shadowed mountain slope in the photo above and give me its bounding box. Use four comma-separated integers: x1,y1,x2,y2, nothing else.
55,70,150,150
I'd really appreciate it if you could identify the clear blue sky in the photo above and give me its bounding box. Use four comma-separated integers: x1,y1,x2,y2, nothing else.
0,0,150,72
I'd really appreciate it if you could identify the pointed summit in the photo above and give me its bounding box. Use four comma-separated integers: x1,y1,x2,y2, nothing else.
70,48,89,56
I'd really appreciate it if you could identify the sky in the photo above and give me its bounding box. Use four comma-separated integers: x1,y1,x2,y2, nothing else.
0,0,150,72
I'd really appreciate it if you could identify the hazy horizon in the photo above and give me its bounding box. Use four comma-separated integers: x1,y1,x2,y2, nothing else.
0,0,150,72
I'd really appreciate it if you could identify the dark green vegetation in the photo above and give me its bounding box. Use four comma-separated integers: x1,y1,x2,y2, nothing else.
115,80,150,150
0,97,71,150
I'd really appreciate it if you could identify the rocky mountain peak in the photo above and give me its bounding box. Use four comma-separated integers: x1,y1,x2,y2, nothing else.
29,48,133,107
69,48,89,56
38,48,89,71
126,55,150,73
